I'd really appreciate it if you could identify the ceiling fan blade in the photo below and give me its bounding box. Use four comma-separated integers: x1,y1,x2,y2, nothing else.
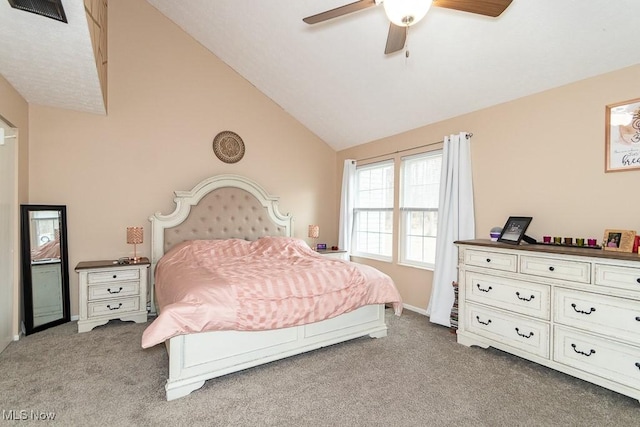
433,0,513,17
384,23,407,55
303,0,377,24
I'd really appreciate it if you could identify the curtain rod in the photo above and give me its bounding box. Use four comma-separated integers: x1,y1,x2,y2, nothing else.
354,132,473,163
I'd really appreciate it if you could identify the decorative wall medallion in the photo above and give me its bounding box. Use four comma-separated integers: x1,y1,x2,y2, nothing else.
212,131,245,163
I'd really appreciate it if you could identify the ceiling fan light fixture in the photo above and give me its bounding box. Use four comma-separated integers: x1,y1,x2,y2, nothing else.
383,0,432,27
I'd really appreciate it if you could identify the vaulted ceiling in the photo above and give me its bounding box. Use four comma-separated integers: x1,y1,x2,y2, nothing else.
2,0,640,150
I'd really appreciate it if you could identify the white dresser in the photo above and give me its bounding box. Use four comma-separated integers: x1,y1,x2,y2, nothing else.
455,239,640,402
76,259,150,333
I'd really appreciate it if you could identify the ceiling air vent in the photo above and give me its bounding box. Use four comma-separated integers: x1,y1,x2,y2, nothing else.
7,0,68,23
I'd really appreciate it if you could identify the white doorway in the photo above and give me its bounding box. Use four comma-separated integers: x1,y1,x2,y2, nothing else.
0,117,17,353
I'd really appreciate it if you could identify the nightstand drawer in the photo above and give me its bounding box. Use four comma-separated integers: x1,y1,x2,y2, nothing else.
88,281,140,301
464,249,517,272
87,297,139,318
594,264,640,292
88,268,140,284
520,255,590,283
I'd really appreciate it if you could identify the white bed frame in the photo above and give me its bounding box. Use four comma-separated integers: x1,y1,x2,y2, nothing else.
149,175,388,401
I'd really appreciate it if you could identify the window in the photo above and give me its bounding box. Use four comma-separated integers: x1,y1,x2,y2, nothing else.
352,160,394,260
399,151,442,268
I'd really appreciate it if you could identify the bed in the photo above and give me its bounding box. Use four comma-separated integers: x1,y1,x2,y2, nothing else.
144,174,402,401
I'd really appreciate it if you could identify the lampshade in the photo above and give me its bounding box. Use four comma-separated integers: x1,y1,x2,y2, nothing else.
383,0,432,27
126,227,143,244
308,225,319,239
127,226,143,262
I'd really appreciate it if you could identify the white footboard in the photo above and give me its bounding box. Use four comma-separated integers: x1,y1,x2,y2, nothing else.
165,304,387,401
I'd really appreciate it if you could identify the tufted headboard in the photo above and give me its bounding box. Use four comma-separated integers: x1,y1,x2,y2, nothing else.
148,175,293,313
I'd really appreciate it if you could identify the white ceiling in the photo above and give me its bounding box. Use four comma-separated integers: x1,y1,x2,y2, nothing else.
2,1,640,150
0,0,104,115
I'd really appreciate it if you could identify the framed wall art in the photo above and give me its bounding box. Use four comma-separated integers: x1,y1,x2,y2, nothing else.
602,229,636,252
605,98,640,173
498,216,533,245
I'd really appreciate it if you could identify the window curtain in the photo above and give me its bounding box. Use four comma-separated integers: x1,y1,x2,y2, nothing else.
427,132,475,326
338,159,356,252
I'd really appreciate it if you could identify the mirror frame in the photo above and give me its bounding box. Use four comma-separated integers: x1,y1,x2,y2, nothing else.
20,204,70,335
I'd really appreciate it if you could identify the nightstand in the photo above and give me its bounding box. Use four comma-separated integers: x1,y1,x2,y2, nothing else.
75,258,150,333
317,249,349,261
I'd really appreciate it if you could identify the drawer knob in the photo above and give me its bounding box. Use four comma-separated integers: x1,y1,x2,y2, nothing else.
107,287,123,294
112,275,117,279
637,278,640,284
515,292,534,302
636,362,640,371
106,303,123,311
475,316,492,326
486,258,491,263
571,303,595,315
636,316,640,322
548,266,555,272
515,327,534,339
476,284,492,293
571,343,595,357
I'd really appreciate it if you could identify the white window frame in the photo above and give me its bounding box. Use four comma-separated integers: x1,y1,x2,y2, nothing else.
399,150,442,269
351,160,394,262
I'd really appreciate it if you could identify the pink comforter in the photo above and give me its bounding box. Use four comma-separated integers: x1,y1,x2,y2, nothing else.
141,237,402,348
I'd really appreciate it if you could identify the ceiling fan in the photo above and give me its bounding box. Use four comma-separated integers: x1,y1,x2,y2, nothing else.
303,0,513,55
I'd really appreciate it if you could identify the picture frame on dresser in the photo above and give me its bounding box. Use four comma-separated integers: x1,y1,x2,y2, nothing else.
497,216,533,245
602,229,636,252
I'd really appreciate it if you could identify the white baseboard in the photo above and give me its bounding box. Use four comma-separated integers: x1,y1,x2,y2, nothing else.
402,303,428,316
13,316,79,341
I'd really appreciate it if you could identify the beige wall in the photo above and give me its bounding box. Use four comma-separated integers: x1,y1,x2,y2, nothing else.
338,64,640,311
26,0,338,317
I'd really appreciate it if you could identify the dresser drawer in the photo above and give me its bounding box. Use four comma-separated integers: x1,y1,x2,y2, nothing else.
554,288,640,343
520,255,590,283
88,268,140,284
87,297,140,318
594,264,640,293
88,281,140,301
465,303,550,358
554,326,640,391
465,272,550,320
464,249,517,272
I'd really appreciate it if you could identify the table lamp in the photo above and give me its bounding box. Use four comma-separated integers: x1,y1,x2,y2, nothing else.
308,225,319,251
126,226,143,262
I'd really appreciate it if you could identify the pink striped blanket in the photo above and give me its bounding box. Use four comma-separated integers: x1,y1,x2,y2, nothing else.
141,237,402,348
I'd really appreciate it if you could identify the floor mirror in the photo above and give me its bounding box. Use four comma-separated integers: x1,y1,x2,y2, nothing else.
20,205,70,335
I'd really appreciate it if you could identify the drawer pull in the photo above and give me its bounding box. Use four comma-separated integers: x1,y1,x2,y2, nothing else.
106,303,123,311
571,303,596,315
112,275,117,279
515,327,534,339
515,292,534,302
107,287,123,294
637,278,640,284
548,266,555,272
485,258,491,263
476,284,492,293
636,362,640,371
571,343,595,357
636,316,640,322
475,316,492,326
